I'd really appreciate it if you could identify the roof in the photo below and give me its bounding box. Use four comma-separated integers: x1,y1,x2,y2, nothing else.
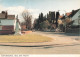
0,11,15,19
68,9,80,18
59,9,80,19
0,13,6,19
66,12,71,16
7,15,15,19
59,15,65,20
59,16,63,19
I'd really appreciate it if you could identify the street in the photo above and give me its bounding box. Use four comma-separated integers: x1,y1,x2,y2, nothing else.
0,44,80,54
0,31,80,54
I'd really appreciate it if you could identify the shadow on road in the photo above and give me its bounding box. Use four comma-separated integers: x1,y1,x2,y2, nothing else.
42,31,80,36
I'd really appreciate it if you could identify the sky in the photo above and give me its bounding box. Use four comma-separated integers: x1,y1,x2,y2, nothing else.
0,0,80,22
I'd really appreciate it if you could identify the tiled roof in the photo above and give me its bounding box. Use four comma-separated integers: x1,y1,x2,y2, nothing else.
59,9,80,19
59,16,63,19
66,12,71,16
59,15,65,19
68,9,80,17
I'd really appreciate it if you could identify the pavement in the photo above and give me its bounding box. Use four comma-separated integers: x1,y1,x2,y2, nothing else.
0,31,80,47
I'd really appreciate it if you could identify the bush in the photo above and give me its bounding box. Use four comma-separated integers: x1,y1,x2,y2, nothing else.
40,20,50,30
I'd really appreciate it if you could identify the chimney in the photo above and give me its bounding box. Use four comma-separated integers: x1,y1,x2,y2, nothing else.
1,11,8,18
2,11,6,14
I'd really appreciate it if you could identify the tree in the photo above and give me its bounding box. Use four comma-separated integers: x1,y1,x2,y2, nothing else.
33,19,39,30
51,11,55,23
40,20,50,30
65,18,74,29
58,18,74,32
47,12,52,23
22,10,32,30
56,11,60,27
39,12,44,23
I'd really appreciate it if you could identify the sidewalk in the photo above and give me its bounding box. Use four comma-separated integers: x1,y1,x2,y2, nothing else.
0,32,80,47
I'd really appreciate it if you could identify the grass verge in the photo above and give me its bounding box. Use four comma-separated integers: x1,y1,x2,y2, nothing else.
0,33,52,43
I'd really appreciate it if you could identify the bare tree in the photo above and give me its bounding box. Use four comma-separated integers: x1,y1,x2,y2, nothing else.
22,10,32,30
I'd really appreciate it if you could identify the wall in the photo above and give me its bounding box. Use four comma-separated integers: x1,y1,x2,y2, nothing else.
0,19,15,34
0,19,15,26
2,26,14,31
0,30,14,34
66,28,80,34
71,10,80,25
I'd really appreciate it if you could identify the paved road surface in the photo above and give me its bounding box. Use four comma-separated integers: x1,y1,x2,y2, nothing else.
0,44,80,54
0,31,80,54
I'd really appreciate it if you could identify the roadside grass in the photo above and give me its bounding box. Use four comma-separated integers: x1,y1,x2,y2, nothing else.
0,33,52,43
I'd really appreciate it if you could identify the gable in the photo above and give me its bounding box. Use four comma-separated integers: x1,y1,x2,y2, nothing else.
71,10,80,25
69,9,80,18
72,10,80,20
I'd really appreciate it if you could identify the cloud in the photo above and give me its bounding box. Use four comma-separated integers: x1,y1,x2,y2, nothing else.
7,6,25,15
0,5,5,11
0,5,25,15
0,5,40,23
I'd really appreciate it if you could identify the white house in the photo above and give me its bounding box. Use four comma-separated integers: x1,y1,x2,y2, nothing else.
67,9,80,26
0,11,21,34
71,9,80,25
58,9,80,32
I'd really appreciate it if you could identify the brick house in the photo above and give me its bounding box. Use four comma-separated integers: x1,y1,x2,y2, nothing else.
0,11,21,34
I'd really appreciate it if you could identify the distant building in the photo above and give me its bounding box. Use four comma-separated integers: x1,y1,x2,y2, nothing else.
59,9,80,26
58,9,80,33
0,11,21,34
68,9,80,26
21,24,26,31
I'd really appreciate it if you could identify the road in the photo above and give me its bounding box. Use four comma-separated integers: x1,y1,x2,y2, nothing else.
0,44,80,54
0,31,80,54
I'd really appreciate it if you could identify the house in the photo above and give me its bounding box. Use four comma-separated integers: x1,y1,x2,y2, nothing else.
58,9,80,33
66,9,80,33
0,11,21,34
58,9,80,26
20,22,26,31
21,25,26,31
66,9,80,26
